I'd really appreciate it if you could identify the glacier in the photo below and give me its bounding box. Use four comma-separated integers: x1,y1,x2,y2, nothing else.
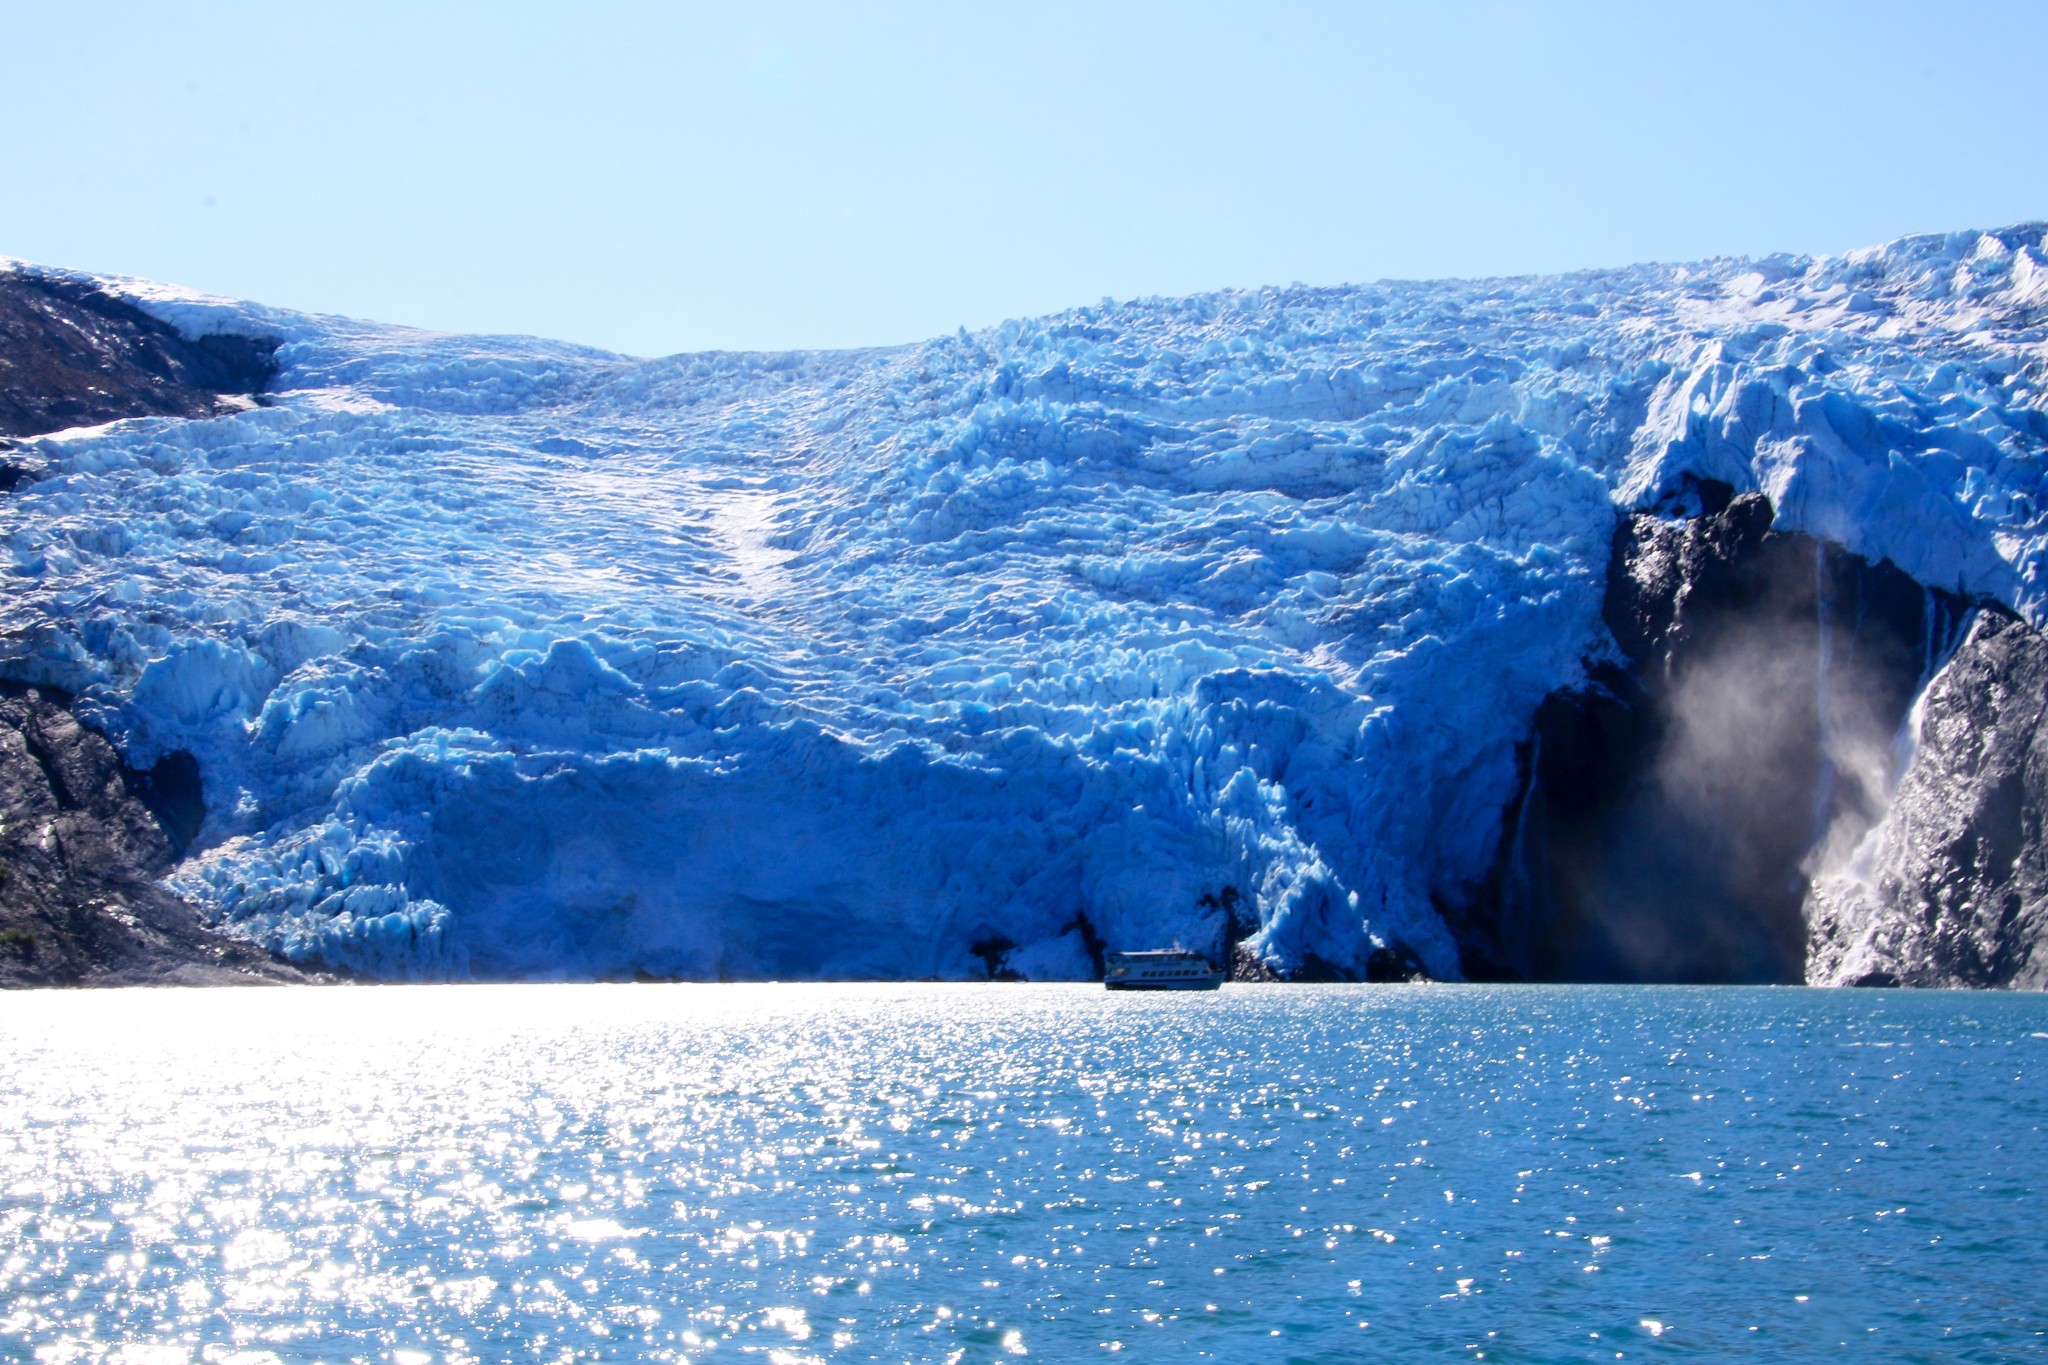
0,226,2044,981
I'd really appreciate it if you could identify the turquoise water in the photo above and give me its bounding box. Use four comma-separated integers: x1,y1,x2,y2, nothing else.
2,984,2044,1363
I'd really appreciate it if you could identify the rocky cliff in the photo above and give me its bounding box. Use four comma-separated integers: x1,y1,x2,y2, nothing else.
0,680,307,984
1807,606,2048,987
0,270,275,441
1459,480,2048,989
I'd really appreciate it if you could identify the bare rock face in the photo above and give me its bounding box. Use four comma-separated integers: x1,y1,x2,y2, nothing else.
1807,608,2048,989
1461,483,1964,984
1467,476,2048,990
0,683,310,985
0,272,275,439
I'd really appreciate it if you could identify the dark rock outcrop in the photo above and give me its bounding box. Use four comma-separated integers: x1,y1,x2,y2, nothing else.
0,271,276,440
0,683,311,985
1807,607,2048,988
1463,482,1966,984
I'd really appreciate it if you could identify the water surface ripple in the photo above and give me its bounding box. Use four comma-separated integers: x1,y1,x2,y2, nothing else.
2,984,2044,1362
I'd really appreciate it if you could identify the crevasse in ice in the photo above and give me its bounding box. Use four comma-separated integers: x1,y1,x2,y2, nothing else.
1,225,2043,979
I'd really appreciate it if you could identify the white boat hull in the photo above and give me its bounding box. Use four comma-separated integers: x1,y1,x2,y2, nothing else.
1102,949,1224,991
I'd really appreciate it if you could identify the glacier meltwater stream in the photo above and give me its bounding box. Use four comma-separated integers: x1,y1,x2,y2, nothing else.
3,984,2044,1362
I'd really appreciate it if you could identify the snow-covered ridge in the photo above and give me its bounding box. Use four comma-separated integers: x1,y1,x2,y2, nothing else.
0,228,2042,980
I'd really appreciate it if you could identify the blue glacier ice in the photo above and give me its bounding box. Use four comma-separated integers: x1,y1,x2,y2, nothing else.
1,226,2044,980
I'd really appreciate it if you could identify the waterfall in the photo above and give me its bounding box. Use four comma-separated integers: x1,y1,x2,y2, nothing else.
1810,542,1838,845
1503,731,1542,973
1888,597,1977,798
1923,584,1937,684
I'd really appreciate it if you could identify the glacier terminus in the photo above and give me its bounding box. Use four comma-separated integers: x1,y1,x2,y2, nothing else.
1,225,2044,986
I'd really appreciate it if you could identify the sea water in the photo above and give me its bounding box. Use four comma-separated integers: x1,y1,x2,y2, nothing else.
1,984,2043,1363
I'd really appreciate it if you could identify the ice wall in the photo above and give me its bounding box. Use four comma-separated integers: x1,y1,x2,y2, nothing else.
0,226,2042,980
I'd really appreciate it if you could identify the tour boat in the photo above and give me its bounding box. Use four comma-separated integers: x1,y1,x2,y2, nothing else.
1103,949,1224,991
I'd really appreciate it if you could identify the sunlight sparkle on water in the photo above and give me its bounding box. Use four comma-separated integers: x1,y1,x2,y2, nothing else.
2,983,2044,1362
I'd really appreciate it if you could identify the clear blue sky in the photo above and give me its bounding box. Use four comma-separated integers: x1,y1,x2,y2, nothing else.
3,1,2043,356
